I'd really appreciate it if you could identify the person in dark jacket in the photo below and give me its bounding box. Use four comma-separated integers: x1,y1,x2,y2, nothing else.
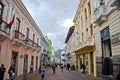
0,64,6,80
52,63,56,74
117,72,120,80
82,64,86,74
67,63,70,71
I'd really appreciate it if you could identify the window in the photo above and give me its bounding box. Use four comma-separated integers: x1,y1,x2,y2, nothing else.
0,2,4,19
86,28,88,41
82,33,84,43
26,28,29,39
37,38,39,44
88,2,91,17
85,8,87,21
90,24,93,36
15,18,20,31
15,18,20,38
33,34,35,46
33,34,35,41
36,56,38,70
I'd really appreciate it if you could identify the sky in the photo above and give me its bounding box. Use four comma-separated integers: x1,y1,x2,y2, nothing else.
22,0,79,50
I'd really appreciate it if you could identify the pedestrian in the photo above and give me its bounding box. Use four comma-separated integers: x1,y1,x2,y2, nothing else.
30,63,33,73
8,68,15,80
52,63,56,74
82,64,86,74
61,64,64,72
0,64,6,80
67,63,70,71
39,66,45,80
117,71,120,80
8,66,14,80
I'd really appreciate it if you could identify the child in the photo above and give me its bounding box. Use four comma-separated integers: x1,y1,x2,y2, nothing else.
39,66,45,80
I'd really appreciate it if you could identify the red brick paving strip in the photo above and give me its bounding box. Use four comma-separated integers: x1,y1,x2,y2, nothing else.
14,67,104,80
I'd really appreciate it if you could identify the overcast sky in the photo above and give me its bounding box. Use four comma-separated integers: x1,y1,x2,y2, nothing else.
22,0,79,50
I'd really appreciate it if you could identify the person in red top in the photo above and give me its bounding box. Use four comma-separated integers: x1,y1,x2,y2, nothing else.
39,66,45,80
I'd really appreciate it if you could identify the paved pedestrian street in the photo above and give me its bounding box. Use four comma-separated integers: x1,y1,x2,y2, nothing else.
15,67,104,80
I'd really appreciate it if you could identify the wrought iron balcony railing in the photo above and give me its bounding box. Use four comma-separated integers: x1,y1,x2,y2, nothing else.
14,30,25,41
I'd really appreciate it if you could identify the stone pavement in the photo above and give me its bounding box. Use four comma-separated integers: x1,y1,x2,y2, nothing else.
15,67,104,80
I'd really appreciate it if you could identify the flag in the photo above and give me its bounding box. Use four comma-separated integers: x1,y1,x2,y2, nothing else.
8,15,15,29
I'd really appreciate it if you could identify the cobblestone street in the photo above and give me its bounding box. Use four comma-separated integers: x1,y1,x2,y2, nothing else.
15,67,104,80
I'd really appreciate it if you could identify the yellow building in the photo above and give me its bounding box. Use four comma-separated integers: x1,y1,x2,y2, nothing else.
73,0,96,76
93,0,120,79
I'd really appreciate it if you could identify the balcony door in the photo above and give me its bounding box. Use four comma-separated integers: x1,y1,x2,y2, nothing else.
0,2,3,20
0,2,4,28
15,18,20,38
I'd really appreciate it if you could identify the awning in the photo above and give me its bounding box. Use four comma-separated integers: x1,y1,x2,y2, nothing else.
74,45,95,54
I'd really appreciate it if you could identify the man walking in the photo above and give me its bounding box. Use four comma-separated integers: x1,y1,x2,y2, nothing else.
52,63,56,74
67,63,70,71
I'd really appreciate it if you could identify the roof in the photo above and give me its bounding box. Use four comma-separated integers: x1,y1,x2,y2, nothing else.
65,26,75,43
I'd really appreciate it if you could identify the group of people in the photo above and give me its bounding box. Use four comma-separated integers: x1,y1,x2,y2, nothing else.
51,63,71,73
0,64,15,80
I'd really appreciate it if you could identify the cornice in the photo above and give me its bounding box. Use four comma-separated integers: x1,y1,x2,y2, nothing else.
73,0,84,23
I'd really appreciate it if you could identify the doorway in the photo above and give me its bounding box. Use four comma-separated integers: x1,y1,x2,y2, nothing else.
23,54,28,73
11,51,18,75
90,52,94,74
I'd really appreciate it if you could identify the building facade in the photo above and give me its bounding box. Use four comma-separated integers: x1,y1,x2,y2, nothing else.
73,0,96,76
93,0,120,79
0,0,42,79
51,47,55,63
61,50,66,65
40,35,49,67
65,26,76,67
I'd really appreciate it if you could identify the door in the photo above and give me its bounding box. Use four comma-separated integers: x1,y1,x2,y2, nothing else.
23,54,28,73
90,52,94,74
11,51,18,75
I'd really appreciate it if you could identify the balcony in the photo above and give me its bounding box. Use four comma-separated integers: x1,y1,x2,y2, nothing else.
25,38,34,49
0,20,10,41
12,30,25,46
33,42,41,52
94,5,107,25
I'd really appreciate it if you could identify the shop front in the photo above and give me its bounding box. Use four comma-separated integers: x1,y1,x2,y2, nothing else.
74,45,96,76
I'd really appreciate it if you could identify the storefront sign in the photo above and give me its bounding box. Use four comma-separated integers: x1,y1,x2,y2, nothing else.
111,32,120,46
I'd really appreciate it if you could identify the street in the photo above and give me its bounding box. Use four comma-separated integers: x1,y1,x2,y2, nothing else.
15,67,104,80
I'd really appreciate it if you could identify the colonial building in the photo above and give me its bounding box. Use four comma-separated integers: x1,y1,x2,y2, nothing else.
93,0,120,79
65,26,76,67
73,0,96,76
40,35,49,67
0,0,42,79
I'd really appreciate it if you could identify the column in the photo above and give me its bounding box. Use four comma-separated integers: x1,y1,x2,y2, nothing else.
93,51,96,76
88,52,91,74
77,55,80,70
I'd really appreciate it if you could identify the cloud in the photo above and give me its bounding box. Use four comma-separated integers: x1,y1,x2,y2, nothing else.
22,0,79,50
63,19,74,28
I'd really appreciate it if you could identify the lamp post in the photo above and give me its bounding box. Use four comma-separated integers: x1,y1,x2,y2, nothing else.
23,40,27,80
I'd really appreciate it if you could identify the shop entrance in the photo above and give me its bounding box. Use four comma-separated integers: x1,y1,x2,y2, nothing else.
90,52,94,74
11,51,18,75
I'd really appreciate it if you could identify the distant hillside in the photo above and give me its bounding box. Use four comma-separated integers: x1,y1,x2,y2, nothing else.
55,49,63,59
